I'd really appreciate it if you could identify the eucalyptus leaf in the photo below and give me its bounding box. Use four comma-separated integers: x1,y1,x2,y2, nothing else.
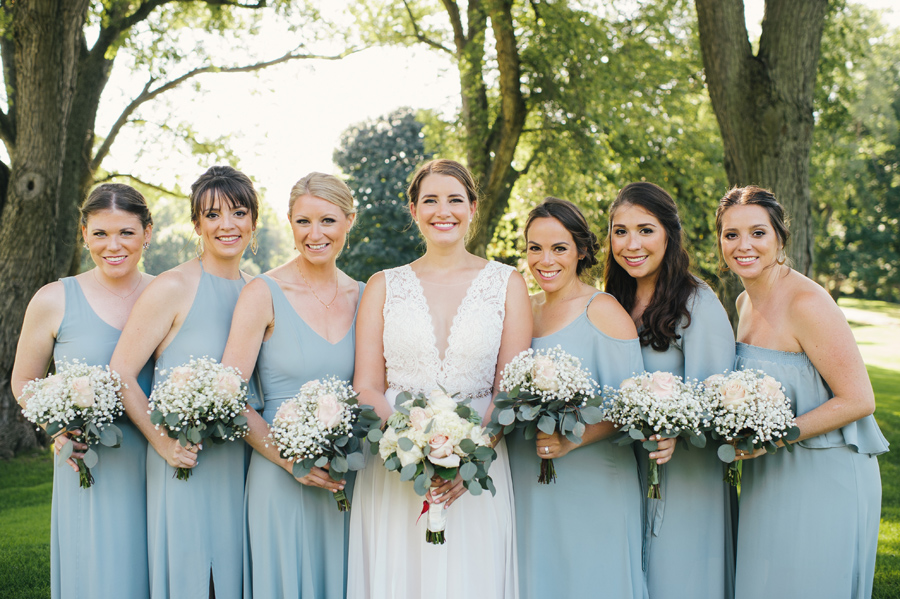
785,425,801,442
459,439,477,454
164,412,180,427
99,426,118,447
315,456,329,468
498,409,516,426
642,440,659,451
628,428,644,441
572,421,586,438
580,405,604,424
346,452,366,471
331,455,348,474
466,481,483,496
397,437,414,452
717,443,736,463
689,434,707,449
232,415,248,427
400,463,418,481
367,429,384,443
537,415,556,435
524,420,538,440
59,441,74,461
459,461,477,481
292,462,311,479
413,473,428,496
149,411,163,426
82,448,99,469
189,428,202,444
474,446,495,461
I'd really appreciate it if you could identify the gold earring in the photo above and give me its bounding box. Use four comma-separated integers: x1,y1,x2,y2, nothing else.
143,242,150,250
195,237,203,258
776,248,786,265
250,230,259,256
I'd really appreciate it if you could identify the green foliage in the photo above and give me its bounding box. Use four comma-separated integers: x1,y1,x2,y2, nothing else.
334,108,430,282
812,4,900,302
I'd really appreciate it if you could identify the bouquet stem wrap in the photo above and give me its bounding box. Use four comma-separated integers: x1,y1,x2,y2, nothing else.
333,489,351,512
647,459,661,499
538,458,556,485
425,500,447,545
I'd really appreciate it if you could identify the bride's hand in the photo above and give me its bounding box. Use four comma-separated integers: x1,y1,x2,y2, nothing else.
429,474,467,508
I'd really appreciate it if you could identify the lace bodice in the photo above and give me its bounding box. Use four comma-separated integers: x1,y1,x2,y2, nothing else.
383,262,513,408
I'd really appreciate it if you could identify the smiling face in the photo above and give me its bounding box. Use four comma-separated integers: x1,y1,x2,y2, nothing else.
193,191,254,259
526,216,582,294
409,173,476,247
609,203,668,285
82,208,151,278
290,193,355,265
718,204,783,280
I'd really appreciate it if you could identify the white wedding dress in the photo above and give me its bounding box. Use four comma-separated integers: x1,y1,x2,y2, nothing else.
348,261,519,599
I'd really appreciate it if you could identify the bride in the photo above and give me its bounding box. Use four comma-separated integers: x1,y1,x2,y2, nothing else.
347,159,531,598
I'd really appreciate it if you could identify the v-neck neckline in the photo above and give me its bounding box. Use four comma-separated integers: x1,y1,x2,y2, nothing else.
405,262,491,365
268,276,361,347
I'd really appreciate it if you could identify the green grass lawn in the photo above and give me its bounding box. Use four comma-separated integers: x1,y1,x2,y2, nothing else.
1,298,899,598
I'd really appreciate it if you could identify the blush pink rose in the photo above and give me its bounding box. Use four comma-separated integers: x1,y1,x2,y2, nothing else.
168,366,193,390
427,433,461,468
71,376,95,408
409,407,432,432
43,374,65,398
704,373,726,390
316,394,343,429
648,371,676,398
721,380,749,406
760,375,785,402
215,370,242,397
532,356,559,392
620,377,638,390
275,401,301,422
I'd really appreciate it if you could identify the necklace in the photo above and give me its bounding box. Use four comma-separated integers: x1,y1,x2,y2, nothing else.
92,269,141,300
296,259,339,309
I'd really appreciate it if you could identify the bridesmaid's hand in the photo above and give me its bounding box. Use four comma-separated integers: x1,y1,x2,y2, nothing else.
294,465,345,492
429,474,467,508
54,432,87,472
160,438,199,470
734,446,768,461
648,435,676,465
535,431,576,459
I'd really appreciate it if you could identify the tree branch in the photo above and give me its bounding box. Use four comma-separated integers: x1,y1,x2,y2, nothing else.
91,45,358,171
95,173,188,198
402,0,453,54
440,0,466,54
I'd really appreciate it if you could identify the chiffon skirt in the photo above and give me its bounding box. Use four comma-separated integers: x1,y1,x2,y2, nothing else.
734,445,881,599
347,439,518,599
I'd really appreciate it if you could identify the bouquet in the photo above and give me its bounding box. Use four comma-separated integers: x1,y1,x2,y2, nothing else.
21,360,125,489
602,371,713,499
489,346,603,484
704,369,800,486
148,357,249,480
268,377,380,511
367,388,497,544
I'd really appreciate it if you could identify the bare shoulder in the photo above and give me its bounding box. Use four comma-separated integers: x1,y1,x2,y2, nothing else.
239,276,274,303
587,293,638,340
505,268,528,296
24,280,66,327
361,271,387,303
787,272,845,332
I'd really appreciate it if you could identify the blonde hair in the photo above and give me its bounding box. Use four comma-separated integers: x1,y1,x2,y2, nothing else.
288,173,357,223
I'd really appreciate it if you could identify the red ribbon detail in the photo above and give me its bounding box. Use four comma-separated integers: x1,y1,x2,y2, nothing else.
416,500,430,524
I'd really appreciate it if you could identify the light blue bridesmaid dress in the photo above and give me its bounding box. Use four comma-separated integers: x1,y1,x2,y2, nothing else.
146,262,259,599
243,275,363,599
733,343,888,599
50,276,154,599
638,284,737,599
507,292,648,599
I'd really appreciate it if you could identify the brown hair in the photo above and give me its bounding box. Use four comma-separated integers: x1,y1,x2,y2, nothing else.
190,165,259,226
715,185,790,269
406,159,478,206
524,197,600,276
80,183,152,229
603,182,698,351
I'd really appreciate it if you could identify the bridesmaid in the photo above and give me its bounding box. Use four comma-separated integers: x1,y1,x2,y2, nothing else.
717,186,888,598
110,166,261,599
508,196,671,599
221,172,361,598
11,184,154,599
605,182,736,599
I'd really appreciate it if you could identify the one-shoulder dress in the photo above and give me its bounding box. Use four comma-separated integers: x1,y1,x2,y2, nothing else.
146,264,260,599
507,292,648,599
347,262,518,599
733,343,888,599
638,284,737,599
50,276,154,599
243,275,363,599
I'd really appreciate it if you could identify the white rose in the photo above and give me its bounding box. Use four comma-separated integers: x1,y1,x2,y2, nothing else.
378,426,400,460
71,376,95,408
532,356,559,392
396,439,424,467
428,390,458,413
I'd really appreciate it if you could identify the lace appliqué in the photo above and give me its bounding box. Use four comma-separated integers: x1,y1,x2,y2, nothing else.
383,262,513,403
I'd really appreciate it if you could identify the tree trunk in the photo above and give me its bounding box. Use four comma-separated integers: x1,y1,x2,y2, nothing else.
695,0,827,279
0,0,91,458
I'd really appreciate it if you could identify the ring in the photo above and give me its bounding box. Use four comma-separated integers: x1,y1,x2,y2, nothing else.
544,447,550,454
